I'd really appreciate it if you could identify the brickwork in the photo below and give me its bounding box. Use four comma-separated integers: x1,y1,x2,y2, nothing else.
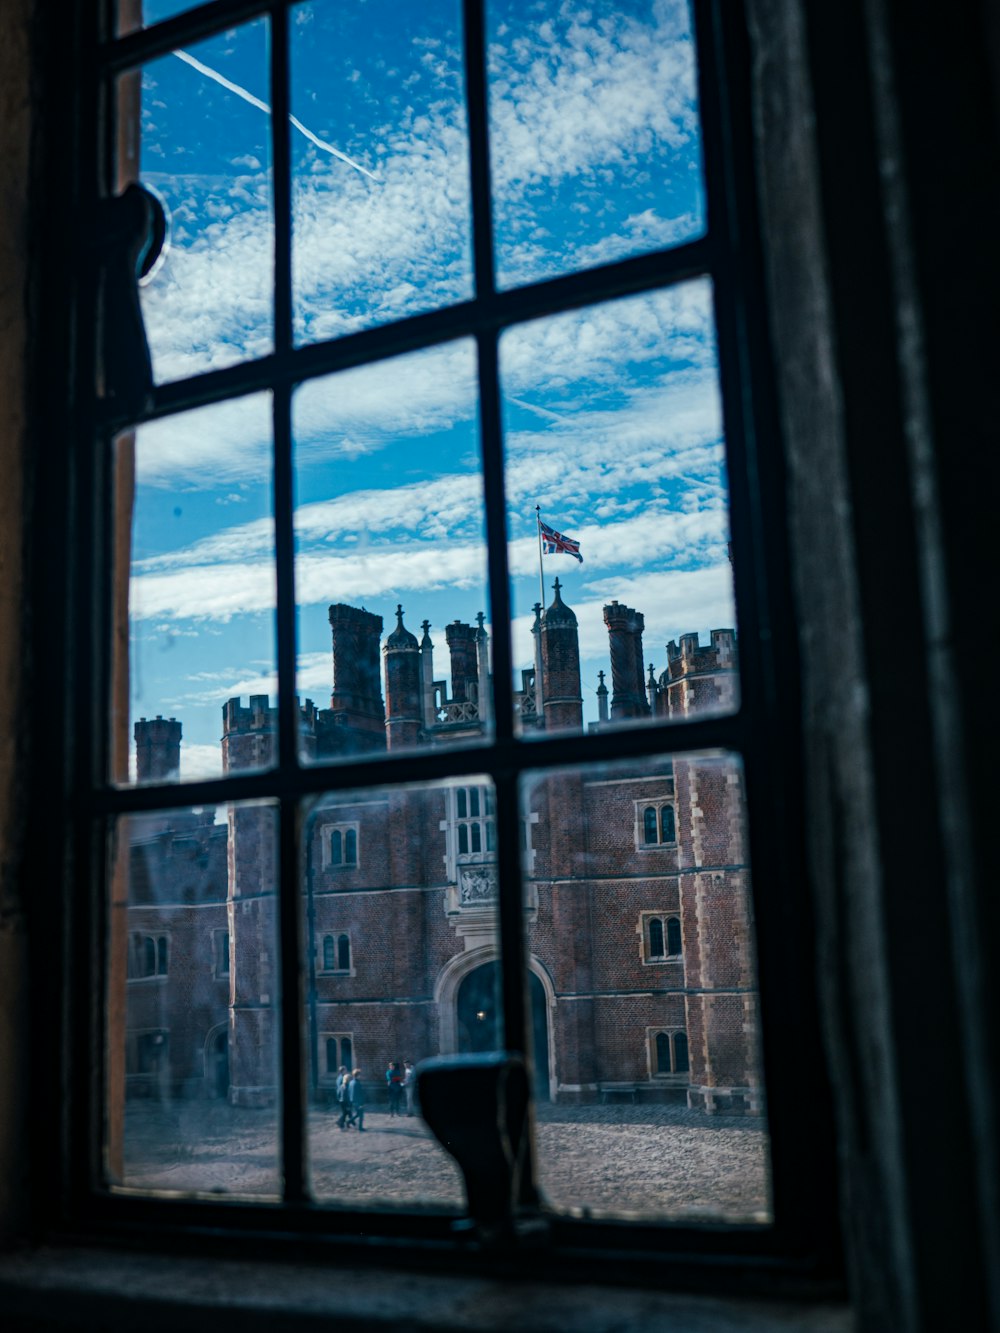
126,592,761,1116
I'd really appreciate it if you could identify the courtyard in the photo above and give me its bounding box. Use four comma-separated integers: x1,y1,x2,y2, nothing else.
121,1099,771,1225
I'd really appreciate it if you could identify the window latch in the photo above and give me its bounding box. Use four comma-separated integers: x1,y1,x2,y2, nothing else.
417,1053,548,1249
95,183,166,419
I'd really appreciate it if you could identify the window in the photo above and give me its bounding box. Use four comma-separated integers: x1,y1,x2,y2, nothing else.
638,801,677,848
454,785,495,859
63,0,832,1279
213,930,230,978
323,823,359,869
320,932,352,974
640,913,682,964
652,1029,689,1077
323,1033,354,1078
127,933,168,979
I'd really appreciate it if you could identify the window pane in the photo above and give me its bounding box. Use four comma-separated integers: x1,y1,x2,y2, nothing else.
129,19,274,383
293,343,491,763
291,0,473,345
501,283,738,738
487,0,705,289
106,801,280,1198
112,396,277,786
519,751,771,1223
302,779,505,1210
117,1,200,35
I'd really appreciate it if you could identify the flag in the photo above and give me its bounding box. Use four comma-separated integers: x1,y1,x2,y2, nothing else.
539,520,583,562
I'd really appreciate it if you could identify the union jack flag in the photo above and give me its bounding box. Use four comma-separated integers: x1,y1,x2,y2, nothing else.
539,520,583,562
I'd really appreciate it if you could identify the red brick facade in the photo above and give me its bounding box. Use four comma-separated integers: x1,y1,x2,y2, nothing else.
126,585,763,1115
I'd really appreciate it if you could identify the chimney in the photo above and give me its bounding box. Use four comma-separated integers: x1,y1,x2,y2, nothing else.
383,605,422,750
540,579,583,732
134,715,181,783
603,600,650,720
328,603,385,738
445,620,478,705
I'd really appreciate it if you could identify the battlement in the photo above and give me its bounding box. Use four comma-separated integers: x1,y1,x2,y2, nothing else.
134,714,182,783
222,695,317,736
665,629,737,678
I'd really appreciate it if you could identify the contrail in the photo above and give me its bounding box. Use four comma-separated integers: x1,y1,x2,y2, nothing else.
172,49,381,182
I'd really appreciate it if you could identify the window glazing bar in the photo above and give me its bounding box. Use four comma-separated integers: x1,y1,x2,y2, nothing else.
102,0,271,73
269,2,307,1205
96,239,716,432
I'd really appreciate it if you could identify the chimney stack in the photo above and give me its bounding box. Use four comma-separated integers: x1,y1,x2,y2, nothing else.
603,600,650,721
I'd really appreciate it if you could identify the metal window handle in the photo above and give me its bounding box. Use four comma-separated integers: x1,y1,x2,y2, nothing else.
416,1052,547,1248
96,183,166,418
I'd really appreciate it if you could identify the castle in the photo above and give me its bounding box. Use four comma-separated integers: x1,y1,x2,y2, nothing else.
124,582,762,1115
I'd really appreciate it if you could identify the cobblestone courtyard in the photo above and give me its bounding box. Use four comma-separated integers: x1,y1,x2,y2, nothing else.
122,1101,771,1224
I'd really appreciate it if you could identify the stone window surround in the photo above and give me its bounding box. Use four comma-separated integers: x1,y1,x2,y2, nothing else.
320,821,359,871
634,798,677,849
637,911,683,965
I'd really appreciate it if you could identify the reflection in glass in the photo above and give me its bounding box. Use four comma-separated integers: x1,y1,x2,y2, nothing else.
114,395,277,786
293,343,491,763
302,780,504,1209
487,0,706,289
520,751,771,1223
107,802,280,1198
291,0,473,345
500,281,738,737
133,19,274,382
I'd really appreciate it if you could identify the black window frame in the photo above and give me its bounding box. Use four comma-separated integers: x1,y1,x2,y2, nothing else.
39,0,840,1292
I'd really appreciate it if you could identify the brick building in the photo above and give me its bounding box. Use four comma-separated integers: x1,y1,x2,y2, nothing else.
126,584,762,1115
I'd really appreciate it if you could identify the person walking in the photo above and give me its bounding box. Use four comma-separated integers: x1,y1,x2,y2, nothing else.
336,1066,353,1129
403,1060,416,1117
348,1068,366,1132
386,1061,403,1117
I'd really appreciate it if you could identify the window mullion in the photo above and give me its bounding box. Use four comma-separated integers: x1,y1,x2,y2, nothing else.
269,2,307,1206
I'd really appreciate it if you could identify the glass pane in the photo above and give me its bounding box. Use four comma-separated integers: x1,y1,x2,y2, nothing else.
291,0,473,345
520,751,771,1223
117,1,201,35
106,801,280,1197
500,281,737,738
293,342,491,763
302,778,505,1209
113,395,277,786
487,0,705,289
129,19,274,382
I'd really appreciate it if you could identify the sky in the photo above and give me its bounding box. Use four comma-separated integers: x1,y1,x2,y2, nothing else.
128,0,735,782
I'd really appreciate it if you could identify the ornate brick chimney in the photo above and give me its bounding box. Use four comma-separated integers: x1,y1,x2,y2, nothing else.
445,620,478,705
603,600,650,721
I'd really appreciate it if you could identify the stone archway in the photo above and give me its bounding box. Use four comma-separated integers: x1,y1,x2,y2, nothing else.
436,949,556,1100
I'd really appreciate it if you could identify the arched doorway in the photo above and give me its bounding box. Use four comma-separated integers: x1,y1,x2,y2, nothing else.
455,961,550,1100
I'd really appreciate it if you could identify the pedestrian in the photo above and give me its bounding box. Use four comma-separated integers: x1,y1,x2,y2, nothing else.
336,1066,353,1129
348,1068,366,1132
386,1061,403,1117
403,1060,416,1117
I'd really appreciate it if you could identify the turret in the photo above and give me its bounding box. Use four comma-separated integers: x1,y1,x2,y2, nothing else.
134,715,181,783
475,612,492,725
384,605,422,750
603,600,650,721
540,579,583,732
662,629,739,718
420,620,437,730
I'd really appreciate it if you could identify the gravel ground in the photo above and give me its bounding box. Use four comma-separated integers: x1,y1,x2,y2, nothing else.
122,1100,770,1223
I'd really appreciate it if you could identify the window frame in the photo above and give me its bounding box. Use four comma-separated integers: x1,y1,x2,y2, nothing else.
38,0,841,1290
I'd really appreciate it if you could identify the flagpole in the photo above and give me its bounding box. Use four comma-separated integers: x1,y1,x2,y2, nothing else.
535,505,546,608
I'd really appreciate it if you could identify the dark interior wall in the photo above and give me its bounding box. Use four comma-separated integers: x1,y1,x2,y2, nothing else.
0,1,998,1330
747,0,1000,1327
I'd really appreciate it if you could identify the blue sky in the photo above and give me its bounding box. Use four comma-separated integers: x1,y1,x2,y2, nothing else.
129,0,734,781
